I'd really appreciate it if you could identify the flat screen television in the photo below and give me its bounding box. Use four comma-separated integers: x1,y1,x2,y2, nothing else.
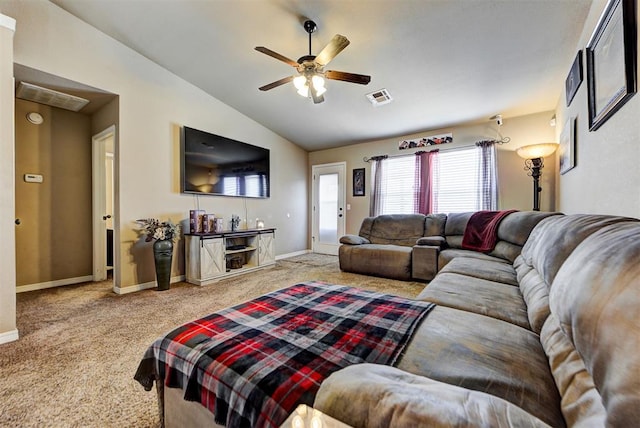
181,126,270,198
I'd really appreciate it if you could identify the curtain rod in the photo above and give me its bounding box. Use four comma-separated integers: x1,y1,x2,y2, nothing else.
363,137,509,163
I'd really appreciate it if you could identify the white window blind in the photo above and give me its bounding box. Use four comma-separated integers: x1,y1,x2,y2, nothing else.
379,156,416,214
378,147,480,215
433,149,478,213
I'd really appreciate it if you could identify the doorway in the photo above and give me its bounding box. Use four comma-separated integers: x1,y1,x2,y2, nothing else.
311,162,346,255
92,126,115,282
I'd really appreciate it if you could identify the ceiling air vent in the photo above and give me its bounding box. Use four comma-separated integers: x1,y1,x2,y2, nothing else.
366,88,393,106
16,82,90,112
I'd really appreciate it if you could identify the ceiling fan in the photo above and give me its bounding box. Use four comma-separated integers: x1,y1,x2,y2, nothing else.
255,20,371,104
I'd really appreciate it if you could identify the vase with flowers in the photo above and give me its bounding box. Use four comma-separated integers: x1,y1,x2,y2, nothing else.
136,218,181,291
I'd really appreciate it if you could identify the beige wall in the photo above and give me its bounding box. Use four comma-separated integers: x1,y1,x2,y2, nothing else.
1,0,309,294
0,13,17,343
555,0,640,217
309,111,557,235
14,99,93,286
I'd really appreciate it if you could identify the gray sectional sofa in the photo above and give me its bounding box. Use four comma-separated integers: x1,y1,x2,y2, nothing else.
339,211,559,281
320,213,640,427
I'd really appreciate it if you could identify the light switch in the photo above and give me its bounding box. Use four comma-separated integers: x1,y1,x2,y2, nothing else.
24,174,43,183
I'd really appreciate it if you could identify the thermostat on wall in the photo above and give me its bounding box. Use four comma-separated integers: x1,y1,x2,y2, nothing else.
24,173,43,183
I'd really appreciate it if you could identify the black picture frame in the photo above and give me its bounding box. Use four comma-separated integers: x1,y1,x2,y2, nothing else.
565,51,583,107
353,168,365,196
559,117,577,175
586,0,637,131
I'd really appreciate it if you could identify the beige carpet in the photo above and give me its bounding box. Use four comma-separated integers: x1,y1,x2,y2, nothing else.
0,254,426,427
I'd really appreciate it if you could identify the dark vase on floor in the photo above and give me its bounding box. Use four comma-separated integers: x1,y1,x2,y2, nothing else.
153,239,173,291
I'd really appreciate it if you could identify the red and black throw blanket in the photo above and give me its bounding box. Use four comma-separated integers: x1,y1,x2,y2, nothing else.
134,281,434,428
461,210,518,252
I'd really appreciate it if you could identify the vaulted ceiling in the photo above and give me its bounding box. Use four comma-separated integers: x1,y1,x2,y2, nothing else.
50,0,593,151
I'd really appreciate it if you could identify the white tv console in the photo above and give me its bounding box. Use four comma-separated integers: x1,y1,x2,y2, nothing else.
185,228,276,286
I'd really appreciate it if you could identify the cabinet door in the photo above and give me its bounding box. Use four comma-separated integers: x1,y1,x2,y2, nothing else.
201,238,225,278
258,233,275,265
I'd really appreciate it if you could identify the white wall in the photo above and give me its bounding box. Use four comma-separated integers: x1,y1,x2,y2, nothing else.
0,0,309,293
555,0,640,217
309,111,558,235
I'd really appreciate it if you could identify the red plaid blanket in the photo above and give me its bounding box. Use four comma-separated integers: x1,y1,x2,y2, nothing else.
134,281,434,427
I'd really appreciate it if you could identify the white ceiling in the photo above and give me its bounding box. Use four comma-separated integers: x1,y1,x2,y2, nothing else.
50,0,593,151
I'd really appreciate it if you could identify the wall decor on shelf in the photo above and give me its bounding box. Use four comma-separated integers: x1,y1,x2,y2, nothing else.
398,132,453,150
559,117,577,175
586,0,637,131
353,168,365,196
565,51,583,107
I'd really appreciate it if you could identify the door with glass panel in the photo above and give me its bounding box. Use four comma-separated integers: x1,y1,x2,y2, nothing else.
311,163,346,255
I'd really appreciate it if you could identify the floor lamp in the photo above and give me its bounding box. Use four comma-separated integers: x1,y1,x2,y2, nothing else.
516,143,558,211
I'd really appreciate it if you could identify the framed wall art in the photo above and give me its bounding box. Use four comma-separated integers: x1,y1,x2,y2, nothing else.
565,51,583,107
353,168,365,196
398,133,452,150
586,0,637,131
559,117,576,175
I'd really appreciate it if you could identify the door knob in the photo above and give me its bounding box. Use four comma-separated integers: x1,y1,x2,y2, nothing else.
15,218,20,225
103,215,112,220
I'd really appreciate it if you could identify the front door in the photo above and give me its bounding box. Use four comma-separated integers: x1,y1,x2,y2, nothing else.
311,162,346,255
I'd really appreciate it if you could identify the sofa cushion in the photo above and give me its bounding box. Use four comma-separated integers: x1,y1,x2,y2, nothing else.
315,364,552,428
443,212,473,248
515,214,635,337
338,244,413,280
438,257,519,286
398,306,564,427
416,272,530,330
424,213,447,236
369,214,426,246
519,214,634,288
541,314,606,427
549,221,640,426
488,211,562,262
438,248,507,270
514,255,551,334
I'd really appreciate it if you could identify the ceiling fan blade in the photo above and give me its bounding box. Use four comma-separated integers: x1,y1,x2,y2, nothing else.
315,35,350,66
259,76,294,91
325,70,371,85
255,47,299,67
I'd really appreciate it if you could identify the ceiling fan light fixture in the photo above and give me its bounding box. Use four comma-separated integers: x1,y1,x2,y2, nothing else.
311,75,326,96
293,75,309,97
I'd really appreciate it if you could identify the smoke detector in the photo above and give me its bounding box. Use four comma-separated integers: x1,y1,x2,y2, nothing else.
366,88,393,106
16,82,90,112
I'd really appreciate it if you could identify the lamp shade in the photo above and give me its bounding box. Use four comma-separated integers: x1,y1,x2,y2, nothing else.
516,143,558,159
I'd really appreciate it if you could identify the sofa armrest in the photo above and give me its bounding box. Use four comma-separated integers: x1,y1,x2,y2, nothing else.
416,235,446,247
412,245,440,281
339,234,370,245
315,364,551,428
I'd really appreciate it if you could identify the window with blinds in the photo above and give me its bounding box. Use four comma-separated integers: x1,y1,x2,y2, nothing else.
433,149,478,213
378,147,479,215
379,156,416,214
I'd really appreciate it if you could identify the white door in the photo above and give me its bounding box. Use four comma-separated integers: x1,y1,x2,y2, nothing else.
312,162,346,255
92,126,115,282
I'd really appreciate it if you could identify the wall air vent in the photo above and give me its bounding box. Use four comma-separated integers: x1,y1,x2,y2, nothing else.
366,88,393,106
16,82,90,112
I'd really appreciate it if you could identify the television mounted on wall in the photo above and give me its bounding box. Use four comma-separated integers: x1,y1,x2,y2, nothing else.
181,126,270,198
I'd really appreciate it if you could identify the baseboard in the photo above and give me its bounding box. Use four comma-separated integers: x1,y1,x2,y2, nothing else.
276,249,310,260
16,275,94,293
0,329,19,345
114,275,185,295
